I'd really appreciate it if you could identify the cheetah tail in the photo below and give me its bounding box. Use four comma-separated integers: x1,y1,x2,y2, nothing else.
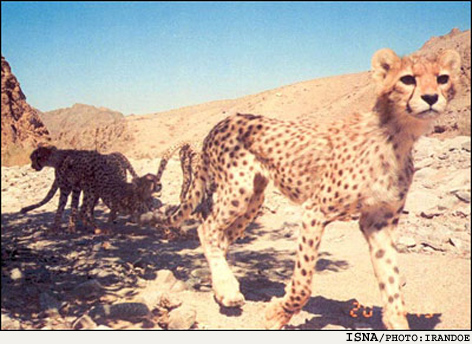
162,152,206,228
20,180,59,214
120,153,139,179
155,141,191,184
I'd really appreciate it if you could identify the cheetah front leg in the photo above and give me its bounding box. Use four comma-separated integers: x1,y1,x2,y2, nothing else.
52,188,71,232
81,191,102,232
360,208,409,330
265,204,327,329
67,187,81,233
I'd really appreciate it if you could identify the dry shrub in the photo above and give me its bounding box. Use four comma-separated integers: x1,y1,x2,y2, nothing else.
1,145,31,167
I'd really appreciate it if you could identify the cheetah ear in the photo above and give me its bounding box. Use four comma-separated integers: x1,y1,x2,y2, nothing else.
38,142,55,149
438,49,461,76
371,48,401,84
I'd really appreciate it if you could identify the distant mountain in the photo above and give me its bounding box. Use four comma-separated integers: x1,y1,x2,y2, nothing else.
1,56,51,166
3,28,469,165
39,103,124,137
121,28,470,160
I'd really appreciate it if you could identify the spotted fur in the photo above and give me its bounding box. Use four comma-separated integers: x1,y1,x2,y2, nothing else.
21,151,138,215
23,146,152,232
155,49,461,329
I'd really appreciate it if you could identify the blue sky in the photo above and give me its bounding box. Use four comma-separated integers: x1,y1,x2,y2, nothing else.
1,2,470,115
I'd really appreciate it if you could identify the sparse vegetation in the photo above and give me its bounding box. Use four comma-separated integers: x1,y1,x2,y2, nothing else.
2,145,32,167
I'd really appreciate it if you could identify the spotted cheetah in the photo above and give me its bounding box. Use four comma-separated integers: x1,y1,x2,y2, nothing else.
21,149,139,215
79,167,159,230
155,48,461,329
23,146,152,232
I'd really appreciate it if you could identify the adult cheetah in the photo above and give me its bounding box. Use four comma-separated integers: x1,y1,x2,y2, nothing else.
155,48,461,329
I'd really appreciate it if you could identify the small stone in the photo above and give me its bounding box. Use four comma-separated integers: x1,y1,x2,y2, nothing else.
159,292,182,310
444,136,470,151
397,236,416,249
448,169,471,194
437,153,449,160
71,279,104,300
421,242,445,252
420,206,445,219
455,191,471,203
90,302,150,323
1,313,21,330
448,238,464,250
10,268,22,280
139,211,155,225
190,268,211,280
414,157,434,170
404,190,440,214
39,292,62,317
461,140,471,152
109,302,151,321
170,280,189,293
154,269,179,288
73,314,97,330
167,306,196,330
421,181,436,189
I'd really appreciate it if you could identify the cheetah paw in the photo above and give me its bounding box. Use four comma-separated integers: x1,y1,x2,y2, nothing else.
94,227,110,235
264,298,294,329
211,273,245,308
214,289,245,308
383,311,409,329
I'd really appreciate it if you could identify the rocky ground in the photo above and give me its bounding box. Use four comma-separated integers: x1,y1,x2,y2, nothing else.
1,135,470,330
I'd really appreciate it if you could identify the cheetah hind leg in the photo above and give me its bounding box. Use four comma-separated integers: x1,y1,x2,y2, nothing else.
81,192,105,234
198,211,246,308
199,173,268,308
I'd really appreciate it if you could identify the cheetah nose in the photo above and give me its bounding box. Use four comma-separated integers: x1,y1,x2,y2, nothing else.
421,94,438,106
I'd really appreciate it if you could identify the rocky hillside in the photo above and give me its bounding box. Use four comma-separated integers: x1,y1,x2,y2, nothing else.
40,103,124,137
53,119,134,154
38,103,131,154
1,56,50,166
121,28,471,160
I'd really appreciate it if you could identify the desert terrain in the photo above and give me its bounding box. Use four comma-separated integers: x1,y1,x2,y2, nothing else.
1,28,470,330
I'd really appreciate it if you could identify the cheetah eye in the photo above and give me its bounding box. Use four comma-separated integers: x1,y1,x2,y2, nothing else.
399,75,416,85
437,75,449,85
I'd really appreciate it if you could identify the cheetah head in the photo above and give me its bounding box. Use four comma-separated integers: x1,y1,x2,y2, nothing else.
133,173,162,198
30,145,56,171
372,48,461,122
